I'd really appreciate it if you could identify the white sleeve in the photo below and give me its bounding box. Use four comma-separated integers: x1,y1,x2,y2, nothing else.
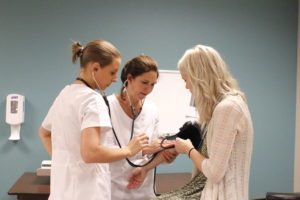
201,100,243,184
41,103,55,132
145,101,160,143
151,108,159,142
104,129,118,147
80,95,111,131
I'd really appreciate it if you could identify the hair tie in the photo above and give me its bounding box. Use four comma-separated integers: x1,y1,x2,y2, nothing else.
78,46,84,57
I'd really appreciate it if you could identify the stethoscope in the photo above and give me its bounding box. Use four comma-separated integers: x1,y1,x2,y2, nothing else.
76,77,160,167
76,76,167,196
107,81,160,168
159,124,207,151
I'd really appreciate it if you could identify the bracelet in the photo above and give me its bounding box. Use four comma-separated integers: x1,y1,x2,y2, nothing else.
188,147,195,158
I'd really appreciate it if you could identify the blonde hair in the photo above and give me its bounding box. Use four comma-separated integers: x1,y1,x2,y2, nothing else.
178,44,245,124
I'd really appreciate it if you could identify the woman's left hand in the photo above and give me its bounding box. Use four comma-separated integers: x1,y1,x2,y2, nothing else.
175,138,194,155
161,149,178,163
127,167,147,189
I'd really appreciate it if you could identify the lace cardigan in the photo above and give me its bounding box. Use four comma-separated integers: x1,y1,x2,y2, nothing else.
200,95,254,200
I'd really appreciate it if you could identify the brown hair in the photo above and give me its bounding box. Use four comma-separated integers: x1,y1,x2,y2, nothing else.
120,55,159,96
71,39,121,68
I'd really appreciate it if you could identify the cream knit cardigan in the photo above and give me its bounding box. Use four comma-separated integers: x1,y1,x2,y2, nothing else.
200,95,254,200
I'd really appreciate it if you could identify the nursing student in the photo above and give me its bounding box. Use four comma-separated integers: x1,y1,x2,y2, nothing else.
39,40,149,200
106,55,177,200
128,45,254,200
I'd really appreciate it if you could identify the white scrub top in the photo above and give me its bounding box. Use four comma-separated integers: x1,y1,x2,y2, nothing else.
106,94,159,200
42,84,112,200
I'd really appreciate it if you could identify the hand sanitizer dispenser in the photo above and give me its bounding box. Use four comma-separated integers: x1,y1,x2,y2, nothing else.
5,94,25,140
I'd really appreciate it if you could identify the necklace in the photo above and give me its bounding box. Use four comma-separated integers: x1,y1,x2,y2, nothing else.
119,94,144,119
127,98,145,119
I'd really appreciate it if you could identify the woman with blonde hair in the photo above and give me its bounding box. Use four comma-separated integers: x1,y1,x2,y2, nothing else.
175,44,254,200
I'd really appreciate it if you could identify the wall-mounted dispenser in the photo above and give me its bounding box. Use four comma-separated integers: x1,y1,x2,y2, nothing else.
5,94,25,140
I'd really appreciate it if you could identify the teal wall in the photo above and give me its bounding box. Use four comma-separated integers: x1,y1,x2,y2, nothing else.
0,0,297,199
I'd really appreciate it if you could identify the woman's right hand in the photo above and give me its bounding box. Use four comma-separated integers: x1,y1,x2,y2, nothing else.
125,133,149,157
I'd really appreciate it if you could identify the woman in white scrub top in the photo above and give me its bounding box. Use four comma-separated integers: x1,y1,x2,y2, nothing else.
39,40,149,200
106,55,177,200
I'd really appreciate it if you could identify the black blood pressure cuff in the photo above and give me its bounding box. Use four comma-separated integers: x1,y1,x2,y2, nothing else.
161,121,203,149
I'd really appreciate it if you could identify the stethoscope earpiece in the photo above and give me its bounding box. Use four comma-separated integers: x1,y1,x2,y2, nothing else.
123,80,128,88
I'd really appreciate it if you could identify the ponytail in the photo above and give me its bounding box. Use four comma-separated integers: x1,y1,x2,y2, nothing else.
71,41,84,64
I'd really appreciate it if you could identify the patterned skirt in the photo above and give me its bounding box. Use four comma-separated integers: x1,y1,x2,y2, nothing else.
153,138,208,200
